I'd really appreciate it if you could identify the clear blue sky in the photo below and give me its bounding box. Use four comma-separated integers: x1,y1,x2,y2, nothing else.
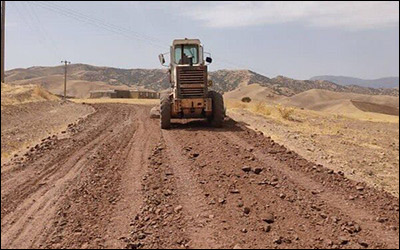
5,1,399,79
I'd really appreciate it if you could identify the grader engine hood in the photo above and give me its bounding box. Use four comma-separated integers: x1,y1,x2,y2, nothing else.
176,65,208,99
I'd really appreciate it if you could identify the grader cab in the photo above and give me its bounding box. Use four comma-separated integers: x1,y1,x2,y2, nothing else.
158,38,224,129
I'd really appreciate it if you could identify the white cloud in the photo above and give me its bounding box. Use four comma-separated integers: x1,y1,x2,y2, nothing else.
170,1,399,30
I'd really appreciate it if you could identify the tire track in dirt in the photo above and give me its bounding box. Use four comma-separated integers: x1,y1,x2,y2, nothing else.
103,105,161,248
1,104,160,249
2,104,137,248
1,104,116,210
162,131,222,248
39,105,142,249
124,133,221,248
125,138,190,249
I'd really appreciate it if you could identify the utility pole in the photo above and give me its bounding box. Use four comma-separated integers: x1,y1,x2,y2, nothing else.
1,1,5,83
61,60,70,100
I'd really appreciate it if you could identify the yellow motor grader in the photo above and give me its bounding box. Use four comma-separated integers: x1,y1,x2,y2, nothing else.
158,38,224,129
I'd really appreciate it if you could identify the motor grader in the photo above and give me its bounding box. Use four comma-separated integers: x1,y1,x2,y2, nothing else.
158,38,224,129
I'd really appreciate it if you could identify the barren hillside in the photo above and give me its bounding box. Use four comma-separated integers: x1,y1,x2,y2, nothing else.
1,83,59,106
223,84,281,102
5,64,399,98
281,89,399,116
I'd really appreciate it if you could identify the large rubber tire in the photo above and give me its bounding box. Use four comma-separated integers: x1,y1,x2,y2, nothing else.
160,95,171,129
207,90,224,128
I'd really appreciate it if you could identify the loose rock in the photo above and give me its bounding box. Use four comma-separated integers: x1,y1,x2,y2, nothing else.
174,205,183,213
376,217,387,223
356,186,364,191
339,237,349,245
263,213,275,224
242,166,252,172
253,167,263,174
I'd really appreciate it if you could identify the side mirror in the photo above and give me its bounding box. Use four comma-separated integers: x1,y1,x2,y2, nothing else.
206,57,212,64
158,54,166,65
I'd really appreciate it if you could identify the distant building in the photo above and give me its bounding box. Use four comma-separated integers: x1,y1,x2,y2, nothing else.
89,89,159,99
129,90,159,99
89,90,117,98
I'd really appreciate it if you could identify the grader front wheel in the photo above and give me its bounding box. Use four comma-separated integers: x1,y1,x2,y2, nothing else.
160,96,171,129
207,91,224,128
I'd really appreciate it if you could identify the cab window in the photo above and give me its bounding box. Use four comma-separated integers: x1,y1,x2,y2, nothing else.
174,45,199,65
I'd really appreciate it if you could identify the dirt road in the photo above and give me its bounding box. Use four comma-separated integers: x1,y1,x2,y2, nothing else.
1,104,399,249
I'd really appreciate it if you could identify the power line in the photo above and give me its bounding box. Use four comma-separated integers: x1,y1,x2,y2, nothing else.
44,1,167,47
13,2,37,38
24,2,267,75
12,2,56,56
22,2,61,60
31,1,253,71
33,1,168,50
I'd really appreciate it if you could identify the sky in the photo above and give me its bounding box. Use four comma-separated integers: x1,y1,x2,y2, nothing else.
4,1,400,80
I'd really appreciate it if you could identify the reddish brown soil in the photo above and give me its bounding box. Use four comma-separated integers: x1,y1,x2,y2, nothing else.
1,104,399,249
1,100,94,160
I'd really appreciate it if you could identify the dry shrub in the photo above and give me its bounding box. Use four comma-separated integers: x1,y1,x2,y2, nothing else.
241,97,252,103
252,102,271,116
276,104,295,120
33,85,56,100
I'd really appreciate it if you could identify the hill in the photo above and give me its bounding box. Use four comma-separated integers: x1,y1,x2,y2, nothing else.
5,65,168,98
1,83,59,106
280,89,399,116
310,75,399,89
223,84,281,102
5,64,399,98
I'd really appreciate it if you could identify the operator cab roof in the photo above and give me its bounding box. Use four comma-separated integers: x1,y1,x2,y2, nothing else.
173,38,201,46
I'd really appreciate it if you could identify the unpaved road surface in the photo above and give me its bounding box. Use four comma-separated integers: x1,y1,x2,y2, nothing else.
1,104,399,249
1,100,93,160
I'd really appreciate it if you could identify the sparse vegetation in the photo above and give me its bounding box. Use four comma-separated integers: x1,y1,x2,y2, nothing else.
251,102,271,116
276,104,295,120
227,98,399,197
1,83,59,107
